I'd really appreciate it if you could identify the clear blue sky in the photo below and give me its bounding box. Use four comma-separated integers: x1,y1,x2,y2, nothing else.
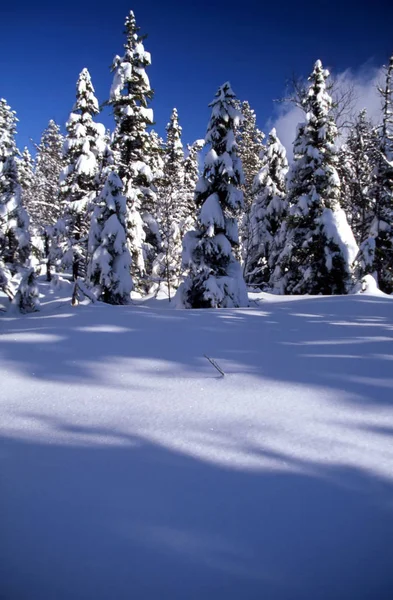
1,0,392,152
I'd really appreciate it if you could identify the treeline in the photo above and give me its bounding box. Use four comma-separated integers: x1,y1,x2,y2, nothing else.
0,11,392,312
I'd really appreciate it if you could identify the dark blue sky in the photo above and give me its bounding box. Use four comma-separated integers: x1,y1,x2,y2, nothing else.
1,0,392,152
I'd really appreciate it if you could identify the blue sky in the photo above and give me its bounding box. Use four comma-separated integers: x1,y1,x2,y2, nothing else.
1,0,392,152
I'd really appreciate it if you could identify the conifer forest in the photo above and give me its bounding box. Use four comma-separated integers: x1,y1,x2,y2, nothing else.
1,11,392,312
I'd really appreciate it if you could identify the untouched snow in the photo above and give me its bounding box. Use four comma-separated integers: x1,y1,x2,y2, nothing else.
1,280,393,599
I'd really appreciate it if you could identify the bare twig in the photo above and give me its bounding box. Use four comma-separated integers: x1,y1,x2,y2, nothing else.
204,354,225,377
275,71,358,132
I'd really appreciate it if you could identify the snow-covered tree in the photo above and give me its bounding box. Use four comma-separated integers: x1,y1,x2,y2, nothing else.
59,68,106,280
0,100,29,269
245,128,288,287
337,109,377,245
183,139,204,228
109,10,154,287
29,120,64,279
30,120,64,229
236,101,265,213
11,265,39,313
272,61,357,295
141,129,164,277
179,83,248,308
236,101,265,264
87,171,132,304
17,147,35,200
96,129,115,188
144,130,164,213
153,108,186,296
356,56,393,293
0,99,38,311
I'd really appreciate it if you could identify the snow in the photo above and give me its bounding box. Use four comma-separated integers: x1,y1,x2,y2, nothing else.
139,106,154,124
75,149,97,176
199,193,225,230
1,282,393,599
320,207,359,266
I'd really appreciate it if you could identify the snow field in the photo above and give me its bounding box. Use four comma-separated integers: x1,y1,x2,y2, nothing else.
1,282,393,598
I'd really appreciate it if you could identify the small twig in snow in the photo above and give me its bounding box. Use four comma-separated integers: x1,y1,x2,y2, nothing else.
204,354,225,377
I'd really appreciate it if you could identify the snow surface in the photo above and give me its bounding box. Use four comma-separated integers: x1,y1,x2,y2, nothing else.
1,280,393,599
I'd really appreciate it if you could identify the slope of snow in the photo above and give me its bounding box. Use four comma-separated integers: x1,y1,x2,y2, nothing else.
1,280,393,599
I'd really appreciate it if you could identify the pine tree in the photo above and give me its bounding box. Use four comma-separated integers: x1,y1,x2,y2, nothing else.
153,108,186,296
246,128,288,287
356,56,393,293
179,83,248,308
273,61,357,295
337,109,377,245
59,68,106,280
87,171,133,304
109,10,154,287
236,101,265,265
0,99,38,311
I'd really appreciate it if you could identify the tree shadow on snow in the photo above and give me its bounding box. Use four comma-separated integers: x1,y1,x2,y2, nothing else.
1,422,393,600
0,293,392,407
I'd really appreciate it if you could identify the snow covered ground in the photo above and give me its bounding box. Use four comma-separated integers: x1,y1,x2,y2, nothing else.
1,280,393,599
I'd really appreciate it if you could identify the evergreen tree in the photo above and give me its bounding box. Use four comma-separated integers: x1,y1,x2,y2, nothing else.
11,265,40,313
183,139,204,229
0,99,38,311
236,100,265,265
87,171,133,304
59,68,106,280
236,100,265,213
109,10,154,287
179,83,248,308
337,109,377,244
273,61,357,295
0,100,29,270
153,108,185,296
31,120,64,229
96,130,115,186
142,129,164,278
246,128,288,287
17,147,35,201
356,56,393,293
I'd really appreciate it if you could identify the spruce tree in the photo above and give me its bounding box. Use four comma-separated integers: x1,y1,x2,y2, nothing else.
96,129,115,188
153,108,186,296
87,171,133,304
0,100,29,270
337,109,377,245
59,68,106,280
17,147,35,202
31,120,64,229
356,56,393,293
142,129,164,278
109,10,154,287
0,99,38,311
273,61,357,295
246,128,288,287
11,266,40,313
183,139,204,229
180,83,248,308
236,101,265,265
31,120,64,279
